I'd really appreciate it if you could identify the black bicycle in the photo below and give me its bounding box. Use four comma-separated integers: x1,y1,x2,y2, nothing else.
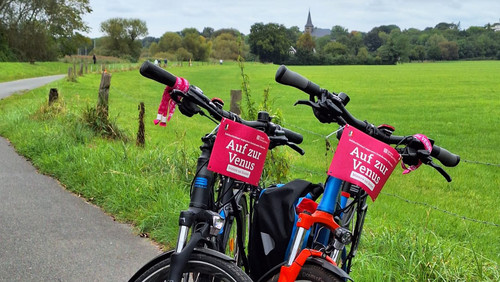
129,61,305,282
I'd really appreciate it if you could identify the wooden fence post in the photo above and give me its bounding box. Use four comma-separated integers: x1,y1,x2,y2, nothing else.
136,102,145,147
230,90,242,115
48,88,58,105
97,72,112,120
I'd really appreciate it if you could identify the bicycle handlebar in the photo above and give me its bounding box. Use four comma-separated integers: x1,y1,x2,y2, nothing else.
139,61,303,147
140,61,177,87
275,65,460,168
275,65,322,97
430,146,460,167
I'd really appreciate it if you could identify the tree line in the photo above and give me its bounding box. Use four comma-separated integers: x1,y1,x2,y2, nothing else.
1,1,499,64
143,22,500,65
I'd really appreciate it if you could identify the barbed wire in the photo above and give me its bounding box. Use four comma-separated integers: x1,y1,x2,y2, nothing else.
462,159,500,167
290,164,499,228
382,192,500,228
282,121,500,168
284,121,499,229
105,85,500,226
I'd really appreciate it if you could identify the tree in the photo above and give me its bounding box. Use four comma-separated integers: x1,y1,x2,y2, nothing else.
315,36,332,52
330,25,349,41
148,42,160,57
364,25,400,53
175,47,193,61
211,32,240,60
410,45,426,61
159,32,182,53
346,31,364,55
356,47,371,64
0,0,92,61
439,41,459,60
142,36,158,48
364,27,383,52
388,29,409,62
248,23,291,63
100,18,148,61
296,33,315,52
323,41,347,56
202,27,214,38
181,28,210,61
212,28,241,39
286,26,302,45
59,32,92,56
376,29,407,64
426,34,446,60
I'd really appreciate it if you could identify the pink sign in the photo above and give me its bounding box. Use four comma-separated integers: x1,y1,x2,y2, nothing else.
208,118,270,186
328,125,401,201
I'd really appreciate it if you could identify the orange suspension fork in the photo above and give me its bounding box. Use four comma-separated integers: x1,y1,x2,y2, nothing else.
278,210,341,281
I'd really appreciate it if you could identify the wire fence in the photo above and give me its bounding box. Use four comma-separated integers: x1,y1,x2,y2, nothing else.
106,78,500,228
283,121,500,228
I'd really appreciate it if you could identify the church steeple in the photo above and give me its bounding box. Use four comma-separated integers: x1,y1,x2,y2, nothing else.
305,10,314,34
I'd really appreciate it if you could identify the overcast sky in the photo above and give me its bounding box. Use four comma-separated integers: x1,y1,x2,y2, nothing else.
81,0,500,38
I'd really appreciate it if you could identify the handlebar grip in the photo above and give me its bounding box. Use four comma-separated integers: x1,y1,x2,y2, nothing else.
275,65,322,96
431,145,460,167
140,61,177,87
283,127,303,144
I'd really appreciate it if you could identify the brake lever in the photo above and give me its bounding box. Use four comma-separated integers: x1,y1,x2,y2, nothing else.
429,162,452,182
294,99,319,109
268,135,288,150
288,143,305,155
417,150,452,182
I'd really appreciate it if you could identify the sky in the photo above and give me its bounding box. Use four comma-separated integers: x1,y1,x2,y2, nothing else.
81,0,500,38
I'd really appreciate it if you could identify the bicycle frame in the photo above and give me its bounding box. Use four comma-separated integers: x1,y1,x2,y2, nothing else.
279,176,352,282
169,125,268,281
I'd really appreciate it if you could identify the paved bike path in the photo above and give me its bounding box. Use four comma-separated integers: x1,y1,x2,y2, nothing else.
0,76,161,281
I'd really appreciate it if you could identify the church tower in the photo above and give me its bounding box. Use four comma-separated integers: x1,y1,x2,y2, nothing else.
305,10,314,34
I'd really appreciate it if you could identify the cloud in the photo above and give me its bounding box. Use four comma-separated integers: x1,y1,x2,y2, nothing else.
81,0,500,38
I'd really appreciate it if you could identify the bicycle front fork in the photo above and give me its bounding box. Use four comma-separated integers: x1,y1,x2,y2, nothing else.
280,209,353,281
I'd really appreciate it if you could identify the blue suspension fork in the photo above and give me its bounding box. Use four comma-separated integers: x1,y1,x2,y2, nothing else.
286,176,346,265
313,176,345,247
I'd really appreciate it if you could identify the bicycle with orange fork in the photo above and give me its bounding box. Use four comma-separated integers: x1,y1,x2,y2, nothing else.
257,65,461,282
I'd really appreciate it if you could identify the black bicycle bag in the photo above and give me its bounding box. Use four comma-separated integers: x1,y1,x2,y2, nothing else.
248,179,320,280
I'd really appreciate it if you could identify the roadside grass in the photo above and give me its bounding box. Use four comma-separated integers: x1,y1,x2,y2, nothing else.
0,60,142,83
0,62,71,82
0,61,498,281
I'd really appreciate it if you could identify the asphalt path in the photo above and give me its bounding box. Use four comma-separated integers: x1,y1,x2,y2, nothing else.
0,76,161,281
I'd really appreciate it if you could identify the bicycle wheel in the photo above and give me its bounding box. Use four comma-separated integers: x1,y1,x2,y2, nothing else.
132,252,251,282
339,191,367,273
222,194,248,267
265,263,344,282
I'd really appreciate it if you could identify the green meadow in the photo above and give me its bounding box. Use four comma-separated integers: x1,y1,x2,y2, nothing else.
0,62,71,82
0,61,499,281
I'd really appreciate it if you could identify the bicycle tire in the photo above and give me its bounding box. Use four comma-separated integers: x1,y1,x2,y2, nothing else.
222,194,248,267
339,192,367,273
131,252,252,282
265,263,344,282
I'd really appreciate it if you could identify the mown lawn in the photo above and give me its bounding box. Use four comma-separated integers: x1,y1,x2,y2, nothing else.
0,61,498,281
0,62,71,82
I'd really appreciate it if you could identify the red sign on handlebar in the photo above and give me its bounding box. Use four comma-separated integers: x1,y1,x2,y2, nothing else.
208,118,270,186
328,125,401,201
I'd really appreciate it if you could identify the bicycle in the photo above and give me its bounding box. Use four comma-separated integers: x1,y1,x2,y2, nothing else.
129,61,305,282
251,65,461,282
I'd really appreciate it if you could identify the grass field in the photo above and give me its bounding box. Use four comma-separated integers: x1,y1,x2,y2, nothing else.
0,61,499,281
0,61,142,83
0,62,72,82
